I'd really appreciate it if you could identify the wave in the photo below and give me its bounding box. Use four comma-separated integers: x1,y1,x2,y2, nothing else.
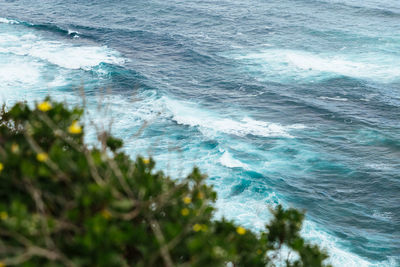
25,22,83,38
67,29,80,38
319,96,348,102
163,97,305,138
218,182,395,267
0,32,125,70
0,85,393,266
300,220,386,267
0,17,19,24
213,185,384,267
0,20,127,103
34,45,125,70
2,12,397,267
233,49,400,84
371,211,393,222
0,56,42,86
98,93,305,140
219,150,249,169
0,17,84,38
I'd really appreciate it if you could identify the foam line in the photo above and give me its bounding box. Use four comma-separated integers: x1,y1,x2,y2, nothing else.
234,49,400,83
163,97,305,138
0,17,19,24
219,150,249,169
0,32,125,70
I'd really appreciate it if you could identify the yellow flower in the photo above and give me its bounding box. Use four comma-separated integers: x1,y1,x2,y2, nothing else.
11,143,19,154
193,224,207,232
143,158,150,164
257,249,262,255
193,224,202,232
236,226,246,235
100,209,112,220
36,153,48,162
37,101,52,112
183,196,192,204
197,192,204,199
0,261,6,267
0,163,3,173
0,211,8,220
181,208,189,216
68,121,82,134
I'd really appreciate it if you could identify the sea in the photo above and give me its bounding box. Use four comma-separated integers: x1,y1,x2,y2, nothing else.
0,0,399,266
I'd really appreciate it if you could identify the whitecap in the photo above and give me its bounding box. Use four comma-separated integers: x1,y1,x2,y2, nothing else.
0,33,126,70
163,97,305,138
301,221,376,267
28,43,125,70
233,49,400,83
219,150,249,169
365,163,393,171
372,211,393,221
0,60,42,86
67,29,80,38
319,96,348,102
0,17,19,24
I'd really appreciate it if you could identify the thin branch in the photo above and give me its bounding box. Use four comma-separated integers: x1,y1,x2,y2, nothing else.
150,219,174,267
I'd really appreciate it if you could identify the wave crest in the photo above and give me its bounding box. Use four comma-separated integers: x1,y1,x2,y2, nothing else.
164,97,305,138
0,32,125,70
0,17,19,24
233,49,400,84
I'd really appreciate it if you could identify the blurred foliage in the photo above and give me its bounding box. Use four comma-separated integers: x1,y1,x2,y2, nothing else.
0,98,331,267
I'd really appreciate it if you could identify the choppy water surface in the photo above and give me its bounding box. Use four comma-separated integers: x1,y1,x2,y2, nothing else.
1,0,399,265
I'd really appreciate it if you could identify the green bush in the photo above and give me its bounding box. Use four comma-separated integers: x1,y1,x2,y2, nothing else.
0,98,331,267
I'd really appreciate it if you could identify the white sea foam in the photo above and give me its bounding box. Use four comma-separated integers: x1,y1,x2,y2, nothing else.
301,221,375,267
301,221,396,267
46,75,68,87
0,17,19,24
319,96,348,102
365,163,393,171
86,94,399,267
89,94,306,140
0,25,126,105
0,60,42,105
1,19,395,267
371,211,393,221
163,97,305,138
67,29,80,38
1,86,392,266
0,33,125,70
214,188,389,267
219,150,249,169
0,60,42,86
67,29,79,35
234,49,400,83
30,44,125,70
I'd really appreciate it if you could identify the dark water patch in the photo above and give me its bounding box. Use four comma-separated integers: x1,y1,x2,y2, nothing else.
90,63,151,92
230,179,251,196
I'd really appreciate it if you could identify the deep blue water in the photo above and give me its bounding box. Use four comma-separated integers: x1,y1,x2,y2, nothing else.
1,0,399,265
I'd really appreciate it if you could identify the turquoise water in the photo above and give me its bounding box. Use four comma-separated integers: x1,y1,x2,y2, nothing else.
1,0,399,265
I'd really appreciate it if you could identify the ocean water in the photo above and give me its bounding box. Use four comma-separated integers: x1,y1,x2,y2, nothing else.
1,0,399,265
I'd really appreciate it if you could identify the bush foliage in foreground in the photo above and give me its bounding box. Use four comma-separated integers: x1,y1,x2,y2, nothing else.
0,98,331,267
